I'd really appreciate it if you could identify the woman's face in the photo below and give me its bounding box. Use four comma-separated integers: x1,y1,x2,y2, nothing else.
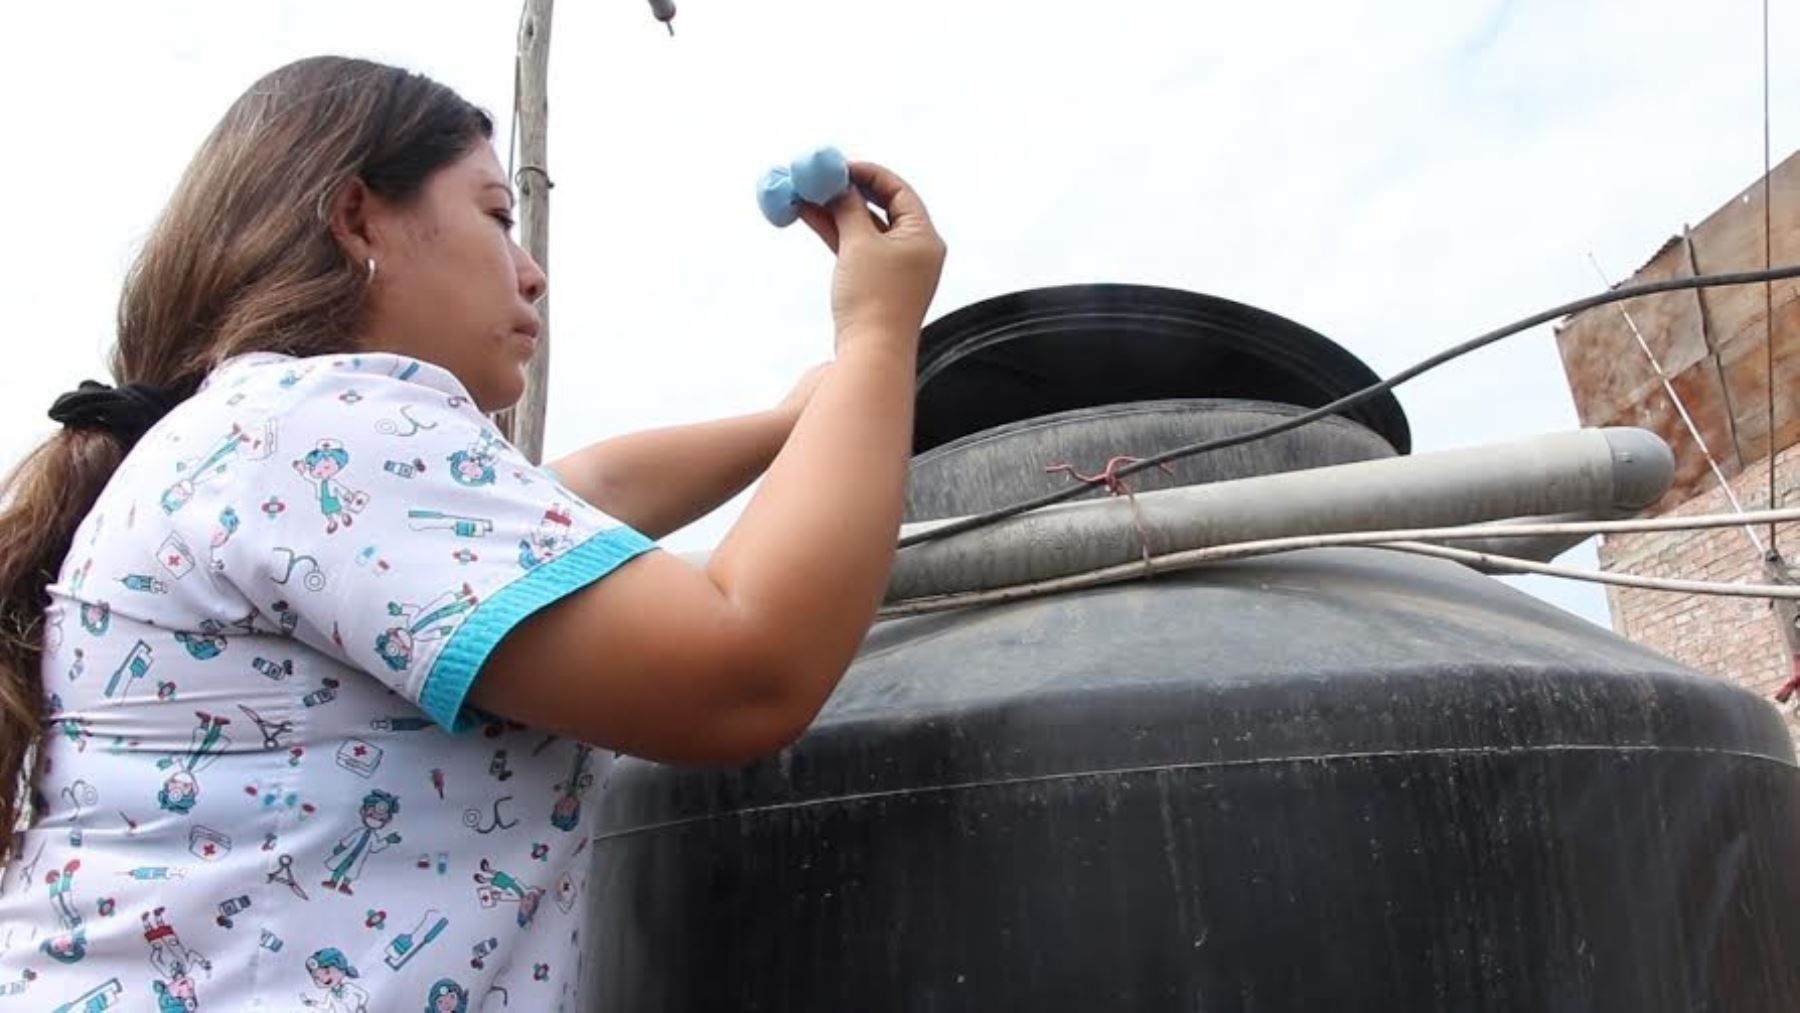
353,142,546,413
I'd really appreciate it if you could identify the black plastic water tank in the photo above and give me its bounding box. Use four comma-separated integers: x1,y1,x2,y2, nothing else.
588,287,1800,1011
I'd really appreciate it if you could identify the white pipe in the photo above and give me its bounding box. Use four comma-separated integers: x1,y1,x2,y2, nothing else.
883,428,1672,601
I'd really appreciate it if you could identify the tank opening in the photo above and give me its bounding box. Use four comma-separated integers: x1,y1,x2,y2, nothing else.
913,284,1412,457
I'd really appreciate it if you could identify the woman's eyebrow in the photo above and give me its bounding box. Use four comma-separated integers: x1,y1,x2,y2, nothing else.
482,181,516,207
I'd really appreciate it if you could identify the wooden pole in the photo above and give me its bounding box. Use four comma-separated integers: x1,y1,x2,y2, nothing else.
496,0,554,463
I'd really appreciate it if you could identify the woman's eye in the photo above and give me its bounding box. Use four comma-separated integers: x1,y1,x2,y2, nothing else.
491,211,516,231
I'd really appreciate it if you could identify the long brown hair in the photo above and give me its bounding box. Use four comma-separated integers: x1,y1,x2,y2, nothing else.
0,56,493,853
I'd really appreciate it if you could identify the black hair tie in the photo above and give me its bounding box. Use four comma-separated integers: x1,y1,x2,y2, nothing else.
48,380,182,448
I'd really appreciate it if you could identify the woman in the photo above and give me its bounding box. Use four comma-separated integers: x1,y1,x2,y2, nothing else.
0,55,944,1009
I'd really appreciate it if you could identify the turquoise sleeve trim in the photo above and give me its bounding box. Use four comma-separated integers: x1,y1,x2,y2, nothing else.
420,525,657,731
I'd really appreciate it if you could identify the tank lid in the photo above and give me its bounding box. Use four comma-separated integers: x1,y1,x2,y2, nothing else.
914,284,1411,455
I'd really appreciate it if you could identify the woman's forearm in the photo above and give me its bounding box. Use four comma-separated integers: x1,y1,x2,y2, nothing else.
548,409,796,539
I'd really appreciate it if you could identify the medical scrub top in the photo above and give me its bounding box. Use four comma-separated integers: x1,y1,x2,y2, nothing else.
0,351,655,1011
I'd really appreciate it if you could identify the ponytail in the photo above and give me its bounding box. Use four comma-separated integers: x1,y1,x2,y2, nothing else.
0,426,129,854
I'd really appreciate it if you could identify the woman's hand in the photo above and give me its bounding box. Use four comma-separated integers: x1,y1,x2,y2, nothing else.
796,160,947,352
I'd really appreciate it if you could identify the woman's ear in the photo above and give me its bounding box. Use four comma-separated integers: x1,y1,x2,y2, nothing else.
326,176,378,263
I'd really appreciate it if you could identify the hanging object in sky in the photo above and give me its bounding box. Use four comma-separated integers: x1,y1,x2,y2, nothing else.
647,0,676,35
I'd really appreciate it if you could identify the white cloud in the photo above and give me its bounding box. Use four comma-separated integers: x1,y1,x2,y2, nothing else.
2,0,1793,628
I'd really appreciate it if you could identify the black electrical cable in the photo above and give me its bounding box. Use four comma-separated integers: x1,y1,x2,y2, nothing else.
898,263,1800,550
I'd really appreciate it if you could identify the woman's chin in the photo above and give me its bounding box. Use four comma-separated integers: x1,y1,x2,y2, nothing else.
469,374,525,417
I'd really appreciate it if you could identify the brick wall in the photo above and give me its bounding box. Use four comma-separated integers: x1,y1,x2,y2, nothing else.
1599,443,1800,737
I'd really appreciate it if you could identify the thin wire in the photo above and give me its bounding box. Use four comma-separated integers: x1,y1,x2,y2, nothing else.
1586,252,1765,557
1381,542,1798,600
878,507,1800,619
1763,0,1779,556
898,264,1800,550
889,507,1800,614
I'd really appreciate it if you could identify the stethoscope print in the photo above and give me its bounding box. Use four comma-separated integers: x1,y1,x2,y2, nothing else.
272,547,327,592
376,405,439,438
463,796,518,835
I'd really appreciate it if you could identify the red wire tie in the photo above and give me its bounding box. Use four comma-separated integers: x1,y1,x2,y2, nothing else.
1044,455,1177,574
1042,455,1174,496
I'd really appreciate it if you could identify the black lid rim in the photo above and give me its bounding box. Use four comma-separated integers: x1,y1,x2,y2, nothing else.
916,283,1412,455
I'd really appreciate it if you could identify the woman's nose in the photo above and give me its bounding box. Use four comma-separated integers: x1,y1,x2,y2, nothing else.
518,248,548,304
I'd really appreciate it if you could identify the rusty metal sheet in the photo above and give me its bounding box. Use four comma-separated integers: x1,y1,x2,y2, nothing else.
1716,292,1800,464
1556,236,1712,427
1685,152,1799,465
1560,151,1798,510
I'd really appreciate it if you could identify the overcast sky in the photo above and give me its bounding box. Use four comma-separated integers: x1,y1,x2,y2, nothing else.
1,0,1794,626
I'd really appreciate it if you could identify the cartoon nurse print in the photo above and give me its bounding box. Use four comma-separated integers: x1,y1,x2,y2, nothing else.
446,429,502,487
207,505,241,572
40,858,87,965
375,584,479,672
174,619,228,662
293,439,371,534
518,505,576,571
549,745,594,833
154,712,232,815
141,906,210,1011
160,420,277,515
472,858,545,929
320,789,402,896
301,946,369,1012
425,978,470,1013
